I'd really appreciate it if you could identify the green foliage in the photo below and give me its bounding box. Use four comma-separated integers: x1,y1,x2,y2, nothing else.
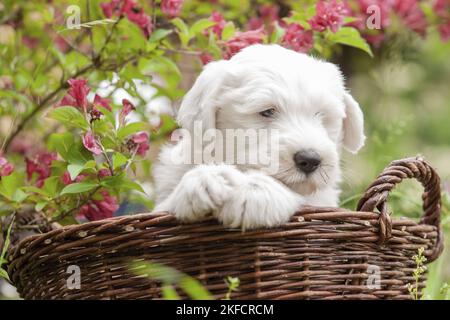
224,276,240,300
328,27,374,57
131,261,214,300
407,247,428,300
48,107,89,130
0,215,14,281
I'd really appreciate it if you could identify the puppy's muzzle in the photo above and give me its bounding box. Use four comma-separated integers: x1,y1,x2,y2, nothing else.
294,149,321,174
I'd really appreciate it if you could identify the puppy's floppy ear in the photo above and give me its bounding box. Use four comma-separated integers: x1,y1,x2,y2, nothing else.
177,60,230,132
342,92,365,153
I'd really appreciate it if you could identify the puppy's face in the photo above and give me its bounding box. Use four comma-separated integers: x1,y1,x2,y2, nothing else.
177,44,365,194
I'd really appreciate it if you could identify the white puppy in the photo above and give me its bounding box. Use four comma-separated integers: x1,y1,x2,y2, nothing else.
153,44,365,229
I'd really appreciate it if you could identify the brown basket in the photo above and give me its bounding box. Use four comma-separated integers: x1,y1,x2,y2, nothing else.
6,157,444,300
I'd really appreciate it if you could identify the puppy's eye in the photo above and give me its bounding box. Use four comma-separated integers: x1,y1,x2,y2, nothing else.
315,111,325,118
259,108,276,118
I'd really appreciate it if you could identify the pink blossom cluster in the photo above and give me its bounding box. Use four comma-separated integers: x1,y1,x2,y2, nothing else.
0,154,14,177
101,0,153,37
434,0,450,41
78,190,119,221
202,11,265,62
161,0,184,17
62,168,118,221
26,151,57,187
57,79,150,158
346,0,439,46
58,79,112,116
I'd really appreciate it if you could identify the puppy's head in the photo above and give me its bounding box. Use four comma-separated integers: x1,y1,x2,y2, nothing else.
177,44,365,194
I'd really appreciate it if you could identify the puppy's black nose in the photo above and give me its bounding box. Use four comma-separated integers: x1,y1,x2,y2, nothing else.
294,150,321,174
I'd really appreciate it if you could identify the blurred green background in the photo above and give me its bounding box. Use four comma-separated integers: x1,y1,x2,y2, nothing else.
338,33,450,299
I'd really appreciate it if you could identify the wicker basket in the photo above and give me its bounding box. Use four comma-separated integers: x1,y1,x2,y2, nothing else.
6,157,444,300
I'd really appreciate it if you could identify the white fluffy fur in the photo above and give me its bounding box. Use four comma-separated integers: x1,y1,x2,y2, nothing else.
153,44,365,229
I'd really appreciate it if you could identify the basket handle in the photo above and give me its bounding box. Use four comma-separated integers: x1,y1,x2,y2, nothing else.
356,156,443,262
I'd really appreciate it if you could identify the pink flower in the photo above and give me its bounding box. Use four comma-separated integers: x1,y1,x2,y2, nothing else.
392,0,427,36
364,33,385,47
350,0,392,30
100,0,120,18
22,36,39,49
26,151,57,187
434,0,449,18
130,132,150,156
62,171,72,185
100,0,152,38
206,11,227,38
58,78,90,111
309,0,348,33
199,52,214,65
62,171,86,185
223,28,265,59
98,168,112,178
247,17,264,31
94,94,112,111
438,20,450,41
82,131,102,155
9,136,34,155
260,4,280,21
54,35,70,52
121,99,135,117
433,0,450,41
79,190,118,221
282,23,314,53
0,156,14,177
247,4,280,32
161,0,184,17
126,8,153,38
91,94,112,121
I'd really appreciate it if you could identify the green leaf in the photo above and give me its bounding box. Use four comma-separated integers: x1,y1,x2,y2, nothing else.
42,176,62,198
0,172,23,200
180,276,214,300
112,152,128,170
149,29,173,43
57,214,80,226
22,186,49,197
67,163,85,180
328,27,373,57
96,105,116,127
120,179,145,194
0,215,14,280
0,268,9,281
270,21,286,44
117,122,149,140
60,181,98,195
189,19,215,37
47,106,88,130
221,21,236,41
171,18,190,46
12,189,27,203
84,160,97,169
48,132,75,160
35,201,48,212
131,262,213,300
161,285,181,300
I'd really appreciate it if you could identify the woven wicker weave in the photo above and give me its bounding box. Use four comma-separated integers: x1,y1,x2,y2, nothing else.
6,157,444,300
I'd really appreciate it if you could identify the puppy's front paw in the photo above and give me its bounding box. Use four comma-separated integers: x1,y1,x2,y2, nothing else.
156,164,245,223
217,172,302,230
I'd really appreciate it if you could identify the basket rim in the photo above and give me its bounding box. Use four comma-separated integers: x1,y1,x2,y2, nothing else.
7,205,441,264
